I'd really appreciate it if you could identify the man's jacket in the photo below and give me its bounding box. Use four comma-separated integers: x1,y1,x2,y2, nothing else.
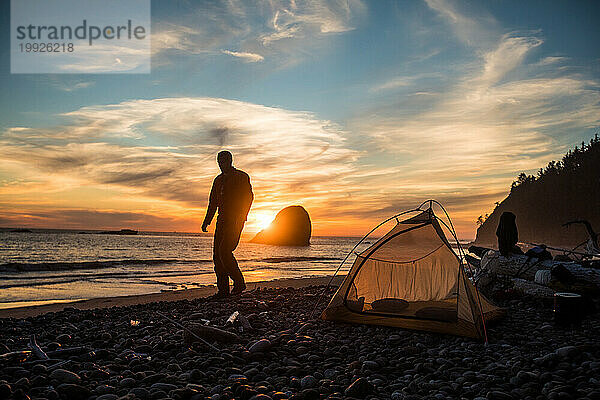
204,168,253,225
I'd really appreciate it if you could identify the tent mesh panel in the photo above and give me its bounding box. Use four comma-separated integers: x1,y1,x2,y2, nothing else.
344,221,460,322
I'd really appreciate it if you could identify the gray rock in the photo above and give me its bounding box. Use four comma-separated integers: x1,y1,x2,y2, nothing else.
50,369,81,384
89,368,110,380
535,352,558,366
55,383,90,400
210,385,225,395
324,369,338,379
0,384,11,398
97,395,118,400
391,390,405,400
303,388,320,400
151,390,168,399
487,391,514,400
32,364,47,374
555,346,579,358
120,377,136,387
15,377,29,387
129,387,150,399
300,375,317,389
244,368,260,378
371,378,385,387
167,363,182,372
186,383,205,392
150,382,178,392
95,384,116,394
362,361,379,370
249,339,272,353
516,371,537,382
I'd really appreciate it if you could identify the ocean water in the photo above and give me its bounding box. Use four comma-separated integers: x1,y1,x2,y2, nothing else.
0,230,366,309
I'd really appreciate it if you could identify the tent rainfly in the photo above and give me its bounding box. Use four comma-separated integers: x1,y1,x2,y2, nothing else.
321,204,504,339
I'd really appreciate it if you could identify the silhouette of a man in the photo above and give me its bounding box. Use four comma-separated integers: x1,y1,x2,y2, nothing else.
202,151,253,297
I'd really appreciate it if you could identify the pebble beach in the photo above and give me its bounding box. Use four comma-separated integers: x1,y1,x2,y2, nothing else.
1,280,599,400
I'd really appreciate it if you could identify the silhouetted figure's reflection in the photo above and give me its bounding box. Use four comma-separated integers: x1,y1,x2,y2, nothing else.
202,151,253,297
496,211,522,256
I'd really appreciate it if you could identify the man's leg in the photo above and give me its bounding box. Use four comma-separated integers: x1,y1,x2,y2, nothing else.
220,220,246,293
213,220,230,295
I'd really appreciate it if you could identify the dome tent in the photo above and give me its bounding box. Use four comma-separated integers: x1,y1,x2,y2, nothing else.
321,201,504,339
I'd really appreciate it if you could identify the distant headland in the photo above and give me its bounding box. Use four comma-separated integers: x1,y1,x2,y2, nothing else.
97,229,138,235
474,135,600,248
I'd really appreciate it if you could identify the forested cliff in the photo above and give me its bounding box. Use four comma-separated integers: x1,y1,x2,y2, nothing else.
474,135,600,248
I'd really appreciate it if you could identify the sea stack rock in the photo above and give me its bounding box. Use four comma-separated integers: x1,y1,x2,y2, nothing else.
251,206,311,246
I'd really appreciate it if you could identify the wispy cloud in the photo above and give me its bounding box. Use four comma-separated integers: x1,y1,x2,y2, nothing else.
478,34,542,86
57,81,95,92
56,41,150,73
370,72,442,92
424,0,499,48
260,0,365,45
535,56,569,66
151,0,366,67
0,209,194,232
347,0,600,235
221,50,264,62
370,77,412,92
0,97,359,233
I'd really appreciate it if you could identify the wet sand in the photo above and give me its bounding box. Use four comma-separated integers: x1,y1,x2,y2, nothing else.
0,275,345,319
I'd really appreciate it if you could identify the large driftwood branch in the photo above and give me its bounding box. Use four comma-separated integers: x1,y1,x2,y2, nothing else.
0,351,31,362
480,251,600,287
157,311,220,352
183,324,240,345
28,335,49,360
45,347,92,358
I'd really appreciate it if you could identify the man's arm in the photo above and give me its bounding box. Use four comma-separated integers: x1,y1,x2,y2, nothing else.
202,177,219,232
241,173,254,221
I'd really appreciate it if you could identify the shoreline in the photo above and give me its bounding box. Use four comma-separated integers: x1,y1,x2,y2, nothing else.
0,275,345,319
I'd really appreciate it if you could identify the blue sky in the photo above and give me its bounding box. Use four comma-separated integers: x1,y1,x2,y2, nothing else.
0,0,599,238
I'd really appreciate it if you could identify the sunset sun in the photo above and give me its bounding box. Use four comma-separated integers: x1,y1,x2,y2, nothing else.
253,211,275,231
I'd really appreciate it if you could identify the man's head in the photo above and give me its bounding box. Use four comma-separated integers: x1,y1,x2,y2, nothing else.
217,150,233,173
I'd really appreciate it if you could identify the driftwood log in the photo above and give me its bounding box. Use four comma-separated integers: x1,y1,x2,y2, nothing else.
28,335,49,360
511,278,555,298
45,347,92,358
480,251,600,288
183,324,240,345
0,351,31,362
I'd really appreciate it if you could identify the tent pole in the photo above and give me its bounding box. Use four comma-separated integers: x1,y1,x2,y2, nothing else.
428,199,490,343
